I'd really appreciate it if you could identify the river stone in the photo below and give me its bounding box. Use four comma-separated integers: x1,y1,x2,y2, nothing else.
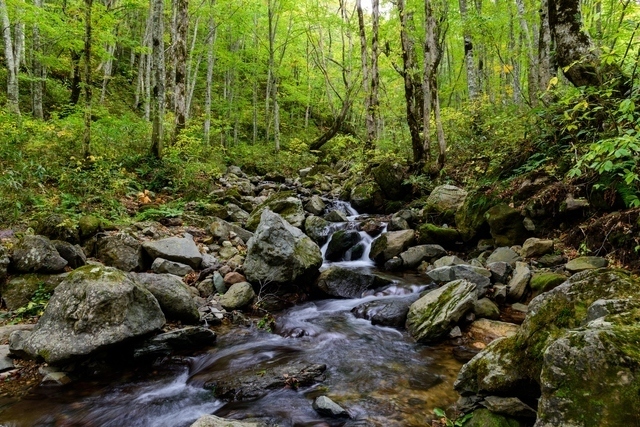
529,271,566,295
455,269,640,427
464,409,522,427
487,262,512,284
313,396,350,418
485,204,528,247
427,265,491,296
21,265,165,364
325,209,349,222
369,230,415,265
151,258,194,276
190,415,261,427
433,255,468,268
142,234,202,269
10,235,68,273
244,210,322,287
246,191,305,232
473,298,500,320
226,204,250,223
325,230,362,262
134,326,216,359
0,345,14,372
507,262,530,302
406,279,478,343
537,253,565,267
51,240,86,269
96,232,147,272
520,238,554,258
483,396,536,418
350,181,384,212
208,217,254,244
351,293,421,327
305,195,326,216
486,247,520,265
424,184,468,221
399,245,447,269
388,216,410,231
304,215,332,245
218,282,255,310
565,256,608,273
132,273,200,324
315,266,392,299
415,223,461,249
468,319,519,343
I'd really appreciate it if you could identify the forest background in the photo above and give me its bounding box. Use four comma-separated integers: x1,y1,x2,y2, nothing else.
0,0,639,262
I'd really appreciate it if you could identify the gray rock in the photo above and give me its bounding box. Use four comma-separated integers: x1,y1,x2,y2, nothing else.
133,273,200,324
507,261,531,301
537,253,565,267
51,240,86,269
39,367,71,385
96,232,147,272
427,265,491,296
400,245,447,269
305,195,326,215
486,247,520,265
244,210,322,287
10,235,68,273
201,253,219,269
313,396,350,418
433,255,469,268
483,396,536,418
316,266,392,299
213,271,226,294
151,258,195,276
304,215,332,245
511,303,528,313
369,230,415,265
196,278,215,298
351,293,421,327
0,273,67,310
325,209,349,222
424,185,468,221
388,216,410,231
0,324,34,342
218,282,256,310
246,192,305,231
0,246,9,284
8,330,30,359
487,262,512,284
520,238,554,258
208,217,254,244
325,230,363,262
134,326,216,359
384,257,404,271
21,265,165,364
473,298,500,320
484,204,529,247
0,345,14,372
565,256,608,273
142,234,203,269
190,415,261,427
406,279,478,343
226,204,250,223
492,284,507,304
585,298,634,322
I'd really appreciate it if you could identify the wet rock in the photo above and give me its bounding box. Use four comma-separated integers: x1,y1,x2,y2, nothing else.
473,298,500,320
51,241,86,269
427,265,491,296
132,273,200,324
424,185,467,222
482,396,536,418
190,415,261,427
507,262,531,302
399,245,447,269
246,191,305,232
151,258,194,276
384,257,404,271
351,293,421,327
10,235,68,273
360,219,385,237
244,210,322,287
201,362,326,401
1,273,67,310
433,255,468,268
350,181,384,212
485,204,528,247
468,319,519,343
565,256,608,273
20,265,165,364
218,282,255,310
316,266,392,299
520,238,554,258
134,326,216,359
369,230,415,265
142,234,202,269
96,232,147,272
325,209,349,222
406,279,477,343
486,247,520,266
305,195,326,216
487,262,512,284
313,396,350,418
326,230,363,261
304,215,332,245
415,223,461,249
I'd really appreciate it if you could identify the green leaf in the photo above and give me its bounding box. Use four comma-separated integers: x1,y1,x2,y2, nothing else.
434,408,446,418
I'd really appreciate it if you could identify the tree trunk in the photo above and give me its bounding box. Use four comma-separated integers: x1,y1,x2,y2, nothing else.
70,51,82,106
537,0,555,96
83,0,93,159
32,0,44,118
172,0,188,144
459,0,479,100
150,0,165,159
515,0,537,104
100,42,116,104
204,3,217,145
424,0,446,171
367,0,380,147
0,0,20,114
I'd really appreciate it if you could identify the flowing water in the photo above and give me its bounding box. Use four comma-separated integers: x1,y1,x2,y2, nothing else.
0,204,462,427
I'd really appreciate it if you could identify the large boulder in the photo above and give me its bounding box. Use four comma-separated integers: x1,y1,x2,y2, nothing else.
325,230,363,262
427,265,492,297
406,279,478,343
369,230,415,265
0,273,67,310
350,181,384,212
455,194,493,242
18,265,165,364
304,215,332,245
10,235,68,273
142,234,202,269
454,269,640,427
415,223,461,250
132,273,200,324
244,210,322,287
399,244,447,269
245,191,306,232
315,266,392,299
424,185,468,222
96,232,147,272
371,161,407,201
485,204,529,246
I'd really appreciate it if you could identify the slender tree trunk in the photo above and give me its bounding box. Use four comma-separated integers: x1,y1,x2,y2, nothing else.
32,0,43,118
70,51,82,106
459,0,479,100
204,5,217,145
185,17,201,119
267,0,280,151
150,0,165,159
100,42,116,103
367,0,380,147
83,0,92,159
515,0,536,104
0,0,20,114
172,0,188,144
424,0,446,170
537,0,555,96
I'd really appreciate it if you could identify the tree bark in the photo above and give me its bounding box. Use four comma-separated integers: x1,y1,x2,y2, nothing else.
537,0,556,96
150,0,165,159
459,0,479,100
367,0,380,147
204,3,217,145
172,0,188,144
424,0,446,171
0,0,20,114
32,0,44,118
83,0,93,159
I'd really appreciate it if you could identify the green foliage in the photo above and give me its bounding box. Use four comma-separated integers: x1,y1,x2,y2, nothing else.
134,204,184,222
433,408,473,427
2,284,53,324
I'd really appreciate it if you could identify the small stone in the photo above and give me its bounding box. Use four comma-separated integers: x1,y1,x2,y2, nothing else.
449,326,463,338
507,261,531,301
473,298,500,320
520,238,554,258
312,396,350,418
487,262,512,284
218,282,256,310
224,271,246,286
486,247,520,265
151,258,194,276
433,255,468,268
325,210,348,222
0,346,14,372
511,303,528,313
492,284,507,304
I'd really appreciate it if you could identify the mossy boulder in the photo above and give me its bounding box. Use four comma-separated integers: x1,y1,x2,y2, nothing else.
350,181,384,213
246,191,305,232
371,160,407,201
10,235,68,273
0,273,67,310
529,272,567,295
455,193,495,242
484,204,528,247
416,223,461,250
35,214,79,243
78,215,102,240
462,409,522,427
455,269,640,427
325,230,362,262
369,230,415,265
424,185,468,223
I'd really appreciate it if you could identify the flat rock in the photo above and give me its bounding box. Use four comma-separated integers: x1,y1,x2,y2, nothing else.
313,396,350,418
400,245,447,269
520,238,554,258
565,256,608,273
486,247,520,265
133,273,200,324
315,266,392,299
369,230,415,265
190,415,261,427
427,265,491,296
142,234,203,269
351,293,421,327
433,255,468,268
483,395,536,418
151,258,194,276
10,235,68,273
468,319,519,343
